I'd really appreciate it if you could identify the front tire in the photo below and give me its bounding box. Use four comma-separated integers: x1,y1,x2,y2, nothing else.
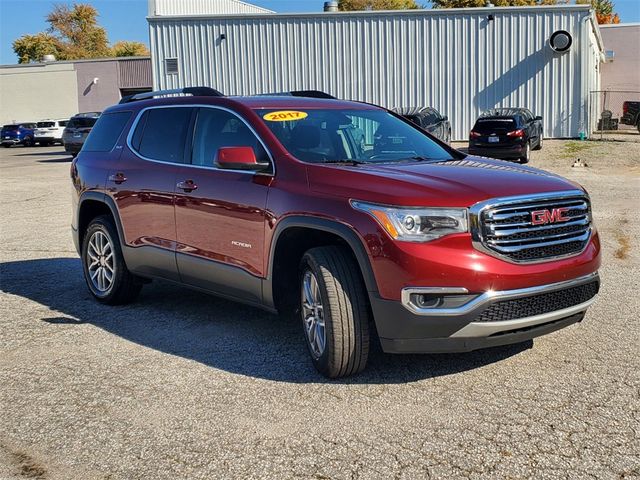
534,133,543,150
81,215,142,305
300,246,370,378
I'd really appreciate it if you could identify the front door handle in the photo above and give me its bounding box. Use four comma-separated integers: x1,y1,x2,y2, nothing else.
108,172,127,184
177,180,198,193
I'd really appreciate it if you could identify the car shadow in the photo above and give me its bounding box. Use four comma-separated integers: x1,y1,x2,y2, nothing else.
37,157,73,163
1,257,531,384
14,150,71,158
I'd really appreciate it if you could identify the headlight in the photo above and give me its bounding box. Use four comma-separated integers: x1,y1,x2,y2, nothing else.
351,200,468,242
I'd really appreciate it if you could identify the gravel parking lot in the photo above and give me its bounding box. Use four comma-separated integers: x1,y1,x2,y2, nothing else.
1,140,639,479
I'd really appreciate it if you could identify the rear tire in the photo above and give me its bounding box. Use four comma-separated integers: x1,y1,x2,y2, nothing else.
81,215,142,305
299,246,370,378
520,141,531,163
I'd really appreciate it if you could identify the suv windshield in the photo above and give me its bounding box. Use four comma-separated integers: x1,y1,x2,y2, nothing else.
255,108,453,164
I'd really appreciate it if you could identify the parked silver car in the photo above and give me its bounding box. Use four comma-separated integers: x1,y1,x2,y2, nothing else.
62,112,101,156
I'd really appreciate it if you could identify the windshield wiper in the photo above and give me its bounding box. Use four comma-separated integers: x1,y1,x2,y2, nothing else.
321,159,367,165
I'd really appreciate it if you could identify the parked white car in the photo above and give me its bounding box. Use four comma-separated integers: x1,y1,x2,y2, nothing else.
34,119,69,146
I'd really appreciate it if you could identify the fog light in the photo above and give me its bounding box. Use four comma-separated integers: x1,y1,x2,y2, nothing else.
416,295,444,308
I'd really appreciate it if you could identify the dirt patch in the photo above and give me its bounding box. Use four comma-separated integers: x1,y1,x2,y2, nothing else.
0,442,47,479
613,218,631,260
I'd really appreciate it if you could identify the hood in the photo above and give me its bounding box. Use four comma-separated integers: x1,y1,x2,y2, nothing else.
308,156,583,207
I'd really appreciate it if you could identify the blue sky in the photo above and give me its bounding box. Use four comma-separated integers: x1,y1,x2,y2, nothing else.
1,0,639,64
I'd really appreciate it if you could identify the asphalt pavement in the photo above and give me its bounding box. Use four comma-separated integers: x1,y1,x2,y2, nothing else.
1,141,639,479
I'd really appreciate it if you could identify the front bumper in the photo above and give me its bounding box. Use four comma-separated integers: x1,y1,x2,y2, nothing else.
371,272,599,353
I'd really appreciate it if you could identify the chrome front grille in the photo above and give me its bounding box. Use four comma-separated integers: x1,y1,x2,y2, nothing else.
471,191,592,263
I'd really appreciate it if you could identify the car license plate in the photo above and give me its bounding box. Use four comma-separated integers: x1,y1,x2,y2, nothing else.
488,136,499,143
4,136,10,139
73,133,82,138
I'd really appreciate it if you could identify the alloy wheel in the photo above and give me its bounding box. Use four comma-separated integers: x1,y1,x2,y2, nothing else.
301,270,326,359
87,231,115,293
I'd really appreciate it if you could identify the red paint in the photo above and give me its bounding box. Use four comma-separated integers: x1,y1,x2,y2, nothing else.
71,95,601,305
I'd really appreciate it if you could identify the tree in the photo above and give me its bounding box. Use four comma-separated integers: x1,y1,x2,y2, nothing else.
12,3,150,63
339,0,420,10
431,0,565,7
111,41,150,57
46,3,111,59
576,0,620,24
12,33,63,64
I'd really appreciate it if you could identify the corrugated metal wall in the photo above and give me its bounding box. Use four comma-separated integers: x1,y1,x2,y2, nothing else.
149,0,273,16
149,6,601,140
118,58,153,88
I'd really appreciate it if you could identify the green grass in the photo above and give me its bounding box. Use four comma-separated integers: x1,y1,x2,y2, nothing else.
561,141,595,158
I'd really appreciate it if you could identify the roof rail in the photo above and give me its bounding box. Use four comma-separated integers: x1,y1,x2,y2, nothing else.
257,90,336,99
119,86,224,104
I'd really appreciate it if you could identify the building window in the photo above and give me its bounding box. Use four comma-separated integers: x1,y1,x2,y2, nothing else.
165,58,178,75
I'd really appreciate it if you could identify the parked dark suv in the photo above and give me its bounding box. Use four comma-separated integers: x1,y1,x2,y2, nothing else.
393,107,451,144
469,108,543,163
71,88,600,378
63,112,101,156
1,122,37,147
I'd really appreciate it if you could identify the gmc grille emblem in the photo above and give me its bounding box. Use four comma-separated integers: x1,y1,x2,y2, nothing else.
531,207,571,225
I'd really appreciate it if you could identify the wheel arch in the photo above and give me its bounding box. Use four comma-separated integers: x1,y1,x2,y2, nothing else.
77,192,125,250
264,216,379,312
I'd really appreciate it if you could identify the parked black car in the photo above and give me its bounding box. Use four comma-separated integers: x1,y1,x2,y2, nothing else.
621,101,640,132
62,112,101,156
394,107,451,144
469,108,543,163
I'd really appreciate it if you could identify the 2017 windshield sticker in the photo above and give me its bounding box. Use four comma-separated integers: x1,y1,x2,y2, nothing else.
263,111,308,122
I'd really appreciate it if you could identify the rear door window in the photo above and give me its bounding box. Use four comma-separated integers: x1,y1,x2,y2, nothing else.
131,107,194,163
83,111,132,152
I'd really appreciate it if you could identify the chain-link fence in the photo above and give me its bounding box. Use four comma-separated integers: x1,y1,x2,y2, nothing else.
589,90,640,141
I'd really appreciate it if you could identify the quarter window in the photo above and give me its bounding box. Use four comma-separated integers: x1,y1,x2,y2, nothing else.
132,107,193,163
191,108,269,169
83,112,131,152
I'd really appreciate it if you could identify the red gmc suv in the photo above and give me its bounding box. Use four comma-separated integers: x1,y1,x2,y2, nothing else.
71,87,601,378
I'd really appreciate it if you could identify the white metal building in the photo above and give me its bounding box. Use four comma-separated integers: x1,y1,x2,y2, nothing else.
147,2,603,140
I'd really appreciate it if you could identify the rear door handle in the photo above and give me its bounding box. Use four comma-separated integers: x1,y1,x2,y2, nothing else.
177,180,198,192
108,172,127,184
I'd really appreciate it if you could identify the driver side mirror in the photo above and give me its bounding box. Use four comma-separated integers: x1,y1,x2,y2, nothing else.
535,116,543,121
216,146,270,171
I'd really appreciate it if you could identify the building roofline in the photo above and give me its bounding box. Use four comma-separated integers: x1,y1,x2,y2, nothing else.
0,56,150,69
147,4,592,21
599,22,640,28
